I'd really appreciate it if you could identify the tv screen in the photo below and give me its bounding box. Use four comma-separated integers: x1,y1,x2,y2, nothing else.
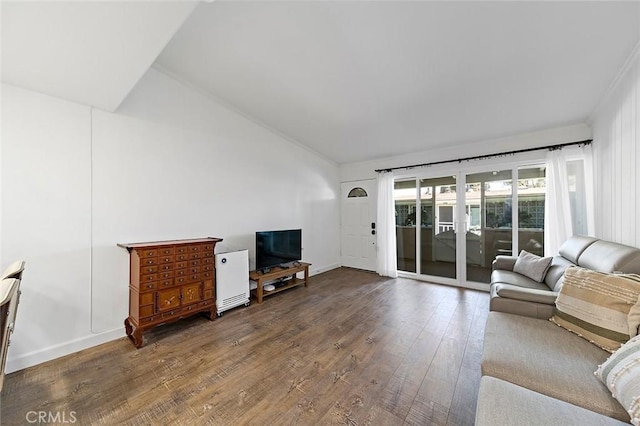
256,229,302,270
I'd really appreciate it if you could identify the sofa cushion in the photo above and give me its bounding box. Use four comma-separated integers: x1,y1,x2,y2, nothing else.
492,284,558,305
559,235,599,264
481,312,629,421
544,256,575,292
490,270,549,291
595,334,640,425
476,376,628,426
513,250,552,282
578,240,640,274
550,267,640,352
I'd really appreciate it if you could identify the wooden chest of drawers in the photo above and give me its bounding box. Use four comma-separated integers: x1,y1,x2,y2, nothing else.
118,237,222,348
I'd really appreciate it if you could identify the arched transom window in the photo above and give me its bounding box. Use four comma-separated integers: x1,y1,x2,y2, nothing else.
347,187,368,198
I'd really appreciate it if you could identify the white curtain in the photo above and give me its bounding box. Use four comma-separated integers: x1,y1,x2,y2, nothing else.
583,143,596,235
376,171,397,278
545,149,573,255
544,146,595,255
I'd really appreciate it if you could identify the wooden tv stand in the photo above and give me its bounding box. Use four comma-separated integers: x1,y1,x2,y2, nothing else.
249,262,311,303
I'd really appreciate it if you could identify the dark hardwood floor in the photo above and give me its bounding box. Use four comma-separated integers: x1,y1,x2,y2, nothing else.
0,267,489,425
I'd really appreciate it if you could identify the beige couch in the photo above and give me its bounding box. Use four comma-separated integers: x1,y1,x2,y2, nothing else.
489,235,640,319
477,312,629,425
476,237,640,425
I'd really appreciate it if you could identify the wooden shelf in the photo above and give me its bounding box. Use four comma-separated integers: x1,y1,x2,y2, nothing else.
249,262,311,303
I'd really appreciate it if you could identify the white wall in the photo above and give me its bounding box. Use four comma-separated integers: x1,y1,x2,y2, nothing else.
2,85,93,371
591,44,640,246
1,68,340,372
339,124,592,183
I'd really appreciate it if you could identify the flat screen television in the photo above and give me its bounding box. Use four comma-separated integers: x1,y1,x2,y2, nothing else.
255,229,302,271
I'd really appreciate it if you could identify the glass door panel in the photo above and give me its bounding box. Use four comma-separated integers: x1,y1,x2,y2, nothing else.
517,167,546,256
392,164,547,288
394,180,417,272
465,170,513,283
419,176,457,279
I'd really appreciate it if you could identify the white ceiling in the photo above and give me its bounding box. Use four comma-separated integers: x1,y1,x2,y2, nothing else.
3,2,640,164
1,1,198,112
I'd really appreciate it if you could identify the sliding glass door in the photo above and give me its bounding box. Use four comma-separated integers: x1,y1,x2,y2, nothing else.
419,176,458,280
516,167,546,256
394,165,546,288
394,180,417,272
465,170,513,283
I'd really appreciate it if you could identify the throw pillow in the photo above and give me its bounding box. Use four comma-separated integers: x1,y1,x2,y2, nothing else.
551,267,640,352
595,334,640,425
512,250,552,282
629,295,640,338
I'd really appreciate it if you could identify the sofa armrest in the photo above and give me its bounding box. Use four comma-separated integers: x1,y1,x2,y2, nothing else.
490,284,558,319
492,256,518,271
493,283,558,305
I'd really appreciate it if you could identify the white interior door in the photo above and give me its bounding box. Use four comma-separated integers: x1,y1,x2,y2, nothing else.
341,180,377,271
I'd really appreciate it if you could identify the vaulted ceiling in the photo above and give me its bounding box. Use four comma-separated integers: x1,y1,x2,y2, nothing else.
1,1,198,112
3,1,640,164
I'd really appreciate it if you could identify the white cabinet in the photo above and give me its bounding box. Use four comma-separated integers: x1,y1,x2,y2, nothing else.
215,250,250,315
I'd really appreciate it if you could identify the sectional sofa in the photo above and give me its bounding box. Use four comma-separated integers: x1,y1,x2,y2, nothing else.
476,237,640,425
489,235,640,319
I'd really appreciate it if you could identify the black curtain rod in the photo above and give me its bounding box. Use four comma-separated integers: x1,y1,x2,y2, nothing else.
375,139,593,173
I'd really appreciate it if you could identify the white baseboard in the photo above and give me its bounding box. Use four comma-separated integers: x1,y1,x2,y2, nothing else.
309,263,340,276
6,327,125,373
